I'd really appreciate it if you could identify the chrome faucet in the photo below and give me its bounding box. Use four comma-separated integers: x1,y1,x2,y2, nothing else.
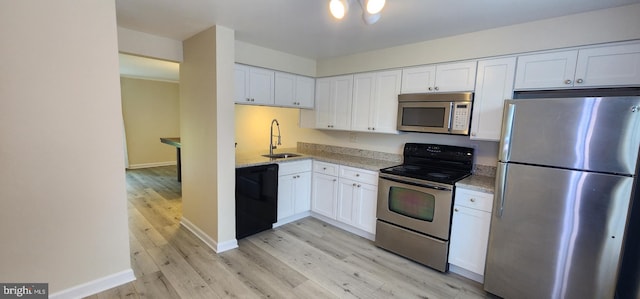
270,119,281,156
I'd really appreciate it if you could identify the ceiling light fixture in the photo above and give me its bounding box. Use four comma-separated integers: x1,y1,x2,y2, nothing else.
329,0,349,20
329,0,386,25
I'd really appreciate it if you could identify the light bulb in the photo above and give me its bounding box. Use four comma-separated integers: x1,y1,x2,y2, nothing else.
366,0,385,14
330,0,347,19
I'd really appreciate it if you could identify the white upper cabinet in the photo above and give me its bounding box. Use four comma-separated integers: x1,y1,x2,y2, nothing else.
249,67,275,105
234,64,275,105
234,64,250,103
514,50,578,90
351,70,402,134
235,64,314,108
401,61,477,93
314,75,353,130
274,72,315,109
470,57,516,141
435,61,478,92
400,65,436,93
574,43,640,87
514,42,640,90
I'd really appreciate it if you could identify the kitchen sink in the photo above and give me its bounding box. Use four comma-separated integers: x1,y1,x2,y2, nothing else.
261,153,301,159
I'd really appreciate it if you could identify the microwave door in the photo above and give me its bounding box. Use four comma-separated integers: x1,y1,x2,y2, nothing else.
398,102,451,134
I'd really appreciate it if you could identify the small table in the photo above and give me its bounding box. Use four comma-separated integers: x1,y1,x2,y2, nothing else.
160,137,181,182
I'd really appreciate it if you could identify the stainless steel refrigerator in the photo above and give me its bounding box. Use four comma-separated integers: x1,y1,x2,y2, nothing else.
484,94,640,299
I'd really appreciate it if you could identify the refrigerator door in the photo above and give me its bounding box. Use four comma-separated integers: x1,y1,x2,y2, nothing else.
485,162,633,299
499,96,640,175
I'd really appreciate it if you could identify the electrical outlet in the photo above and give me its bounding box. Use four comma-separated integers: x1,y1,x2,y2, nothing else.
349,132,358,143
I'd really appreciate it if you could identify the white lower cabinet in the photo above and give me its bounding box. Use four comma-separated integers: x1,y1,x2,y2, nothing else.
449,187,494,283
311,161,378,238
275,160,312,226
337,178,378,234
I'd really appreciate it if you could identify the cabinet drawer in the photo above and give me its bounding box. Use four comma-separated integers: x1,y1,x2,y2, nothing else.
279,159,312,176
454,188,493,212
313,161,339,176
339,165,378,185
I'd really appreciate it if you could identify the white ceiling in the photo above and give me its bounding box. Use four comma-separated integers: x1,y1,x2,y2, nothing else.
115,0,639,80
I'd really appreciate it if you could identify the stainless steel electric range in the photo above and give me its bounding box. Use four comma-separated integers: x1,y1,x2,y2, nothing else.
375,143,474,272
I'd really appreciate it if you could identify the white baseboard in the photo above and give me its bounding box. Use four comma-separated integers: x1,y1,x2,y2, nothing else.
310,212,375,241
180,217,238,253
49,269,135,299
449,264,484,283
127,161,176,169
273,211,311,228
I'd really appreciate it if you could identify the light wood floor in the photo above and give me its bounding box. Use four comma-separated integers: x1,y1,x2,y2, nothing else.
87,165,493,299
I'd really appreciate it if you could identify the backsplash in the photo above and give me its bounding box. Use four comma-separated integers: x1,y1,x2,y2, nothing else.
474,164,496,177
297,142,402,163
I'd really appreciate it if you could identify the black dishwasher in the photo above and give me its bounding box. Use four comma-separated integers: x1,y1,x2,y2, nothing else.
235,164,278,239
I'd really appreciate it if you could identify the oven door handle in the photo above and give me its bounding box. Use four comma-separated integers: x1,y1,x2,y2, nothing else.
380,176,452,191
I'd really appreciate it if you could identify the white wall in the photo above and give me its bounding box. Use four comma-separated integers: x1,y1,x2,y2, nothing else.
235,40,316,77
317,3,640,76
118,27,184,62
181,26,237,251
0,0,132,296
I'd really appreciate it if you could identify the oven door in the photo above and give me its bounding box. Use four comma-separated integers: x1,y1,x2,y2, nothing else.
376,174,454,240
397,101,452,134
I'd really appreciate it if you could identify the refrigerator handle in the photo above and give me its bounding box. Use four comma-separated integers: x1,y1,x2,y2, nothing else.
495,162,508,218
498,101,516,162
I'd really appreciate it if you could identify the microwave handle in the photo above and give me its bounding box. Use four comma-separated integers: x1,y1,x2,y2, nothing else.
447,102,453,131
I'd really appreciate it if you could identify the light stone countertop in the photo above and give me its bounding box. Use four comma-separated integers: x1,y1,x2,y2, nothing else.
237,146,495,193
456,175,495,194
236,148,399,172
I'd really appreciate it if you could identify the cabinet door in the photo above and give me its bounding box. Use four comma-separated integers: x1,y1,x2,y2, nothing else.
314,78,332,129
449,204,492,275
277,174,296,220
234,64,250,103
574,43,640,87
274,72,296,107
294,171,312,213
295,76,316,109
371,70,402,133
354,182,377,234
401,65,436,93
435,61,477,92
248,67,275,105
351,72,376,132
514,50,578,90
337,179,357,225
332,75,354,130
311,172,338,218
470,57,516,141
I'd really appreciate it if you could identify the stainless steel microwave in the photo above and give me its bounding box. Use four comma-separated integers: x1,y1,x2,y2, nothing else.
396,92,473,135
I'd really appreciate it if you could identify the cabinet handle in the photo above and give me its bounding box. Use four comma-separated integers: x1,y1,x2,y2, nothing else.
428,87,433,91
323,167,327,170
333,179,337,182
246,98,251,102
434,86,439,91
352,183,357,186
564,79,572,85
470,198,475,202
356,174,360,177
576,78,584,84
471,132,476,136
454,208,459,212
357,184,361,187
